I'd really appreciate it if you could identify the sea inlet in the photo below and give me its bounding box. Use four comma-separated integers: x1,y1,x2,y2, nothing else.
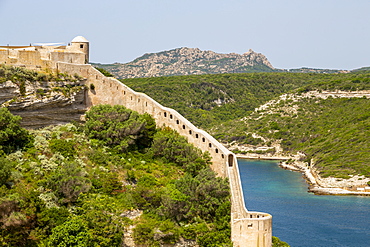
239,159,370,247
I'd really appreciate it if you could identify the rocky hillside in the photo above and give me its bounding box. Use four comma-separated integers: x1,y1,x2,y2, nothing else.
0,65,87,128
95,47,276,79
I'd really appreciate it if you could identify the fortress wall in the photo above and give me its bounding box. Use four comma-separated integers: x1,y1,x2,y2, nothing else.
55,62,273,247
0,49,53,70
228,155,272,247
51,52,85,65
18,50,42,67
0,50,8,62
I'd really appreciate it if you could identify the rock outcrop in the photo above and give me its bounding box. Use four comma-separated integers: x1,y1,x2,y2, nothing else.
0,79,87,128
97,48,275,79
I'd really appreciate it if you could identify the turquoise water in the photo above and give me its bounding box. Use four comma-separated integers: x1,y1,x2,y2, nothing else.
238,159,370,247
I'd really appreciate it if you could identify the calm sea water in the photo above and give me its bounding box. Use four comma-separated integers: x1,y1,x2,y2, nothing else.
238,159,370,247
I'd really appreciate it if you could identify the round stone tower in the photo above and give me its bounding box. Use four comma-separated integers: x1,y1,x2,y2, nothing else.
70,36,89,64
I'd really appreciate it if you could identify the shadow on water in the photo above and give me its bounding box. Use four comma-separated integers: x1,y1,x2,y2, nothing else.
238,159,370,247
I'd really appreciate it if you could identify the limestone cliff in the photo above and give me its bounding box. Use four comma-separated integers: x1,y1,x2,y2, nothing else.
0,79,87,129
96,48,276,79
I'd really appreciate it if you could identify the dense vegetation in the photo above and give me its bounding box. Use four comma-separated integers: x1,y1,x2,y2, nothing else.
0,105,232,246
0,108,33,155
122,73,313,129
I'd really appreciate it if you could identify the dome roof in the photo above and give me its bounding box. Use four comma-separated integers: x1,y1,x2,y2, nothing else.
71,36,89,43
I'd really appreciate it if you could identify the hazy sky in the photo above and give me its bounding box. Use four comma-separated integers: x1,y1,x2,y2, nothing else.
1,0,369,70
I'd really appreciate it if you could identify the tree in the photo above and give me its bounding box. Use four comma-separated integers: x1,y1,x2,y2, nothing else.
84,104,156,152
46,161,91,204
150,128,210,176
0,156,14,187
47,217,92,247
0,108,32,154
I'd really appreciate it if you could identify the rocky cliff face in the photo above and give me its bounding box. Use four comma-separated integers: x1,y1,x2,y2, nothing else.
0,79,87,129
98,48,275,79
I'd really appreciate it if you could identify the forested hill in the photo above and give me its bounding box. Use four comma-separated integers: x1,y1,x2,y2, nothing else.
122,72,370,129
94,48,276,79
122,71,370,180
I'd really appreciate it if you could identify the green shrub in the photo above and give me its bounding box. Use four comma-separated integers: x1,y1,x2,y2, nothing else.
272,236,290,246
84,104,156,152
47,217,92,246
0,107,33,154
49,139,77,158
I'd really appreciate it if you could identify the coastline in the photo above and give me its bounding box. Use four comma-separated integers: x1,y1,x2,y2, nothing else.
236,154,370,196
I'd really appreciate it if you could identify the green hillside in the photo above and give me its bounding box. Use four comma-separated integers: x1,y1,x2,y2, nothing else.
0,106,231,246
122,73,314,129
122,72,370,129
122,71,370,179
237,97,370,178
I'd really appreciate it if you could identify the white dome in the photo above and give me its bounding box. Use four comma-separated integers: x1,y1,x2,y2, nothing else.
71,36,89,43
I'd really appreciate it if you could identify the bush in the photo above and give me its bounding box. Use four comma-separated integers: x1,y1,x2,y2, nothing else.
0,108,33,154
0,156,14,186
272,236,290,246
47,217,92,246
94,67,114,77
84,104,156,152
149,128,210,176
49,139,77,158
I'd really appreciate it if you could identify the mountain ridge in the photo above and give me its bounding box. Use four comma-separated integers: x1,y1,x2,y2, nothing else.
95,47,276,79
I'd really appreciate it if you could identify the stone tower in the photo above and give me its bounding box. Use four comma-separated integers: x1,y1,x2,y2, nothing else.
70,36,89,63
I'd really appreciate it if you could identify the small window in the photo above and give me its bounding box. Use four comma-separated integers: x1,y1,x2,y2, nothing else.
209,143,212,148
176,120,179,124
202,137,205,142
215,148,219,153
182,125,186,130
146,102,148,107
164,112,167,117
124,91,126,95
189,130,192,135
170,114,173,119
80,44,84,49
221,154,225,159
195,134,199,138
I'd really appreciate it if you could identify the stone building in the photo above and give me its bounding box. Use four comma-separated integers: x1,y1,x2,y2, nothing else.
0,36,89,70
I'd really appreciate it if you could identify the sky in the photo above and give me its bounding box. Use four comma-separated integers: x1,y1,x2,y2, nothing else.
0,0,369,70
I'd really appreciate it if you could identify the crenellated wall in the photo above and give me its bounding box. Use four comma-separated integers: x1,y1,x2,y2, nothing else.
57,62,272,247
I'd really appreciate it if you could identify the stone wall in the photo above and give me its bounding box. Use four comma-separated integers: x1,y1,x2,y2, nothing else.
0,48,86,70
57,62,272,247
